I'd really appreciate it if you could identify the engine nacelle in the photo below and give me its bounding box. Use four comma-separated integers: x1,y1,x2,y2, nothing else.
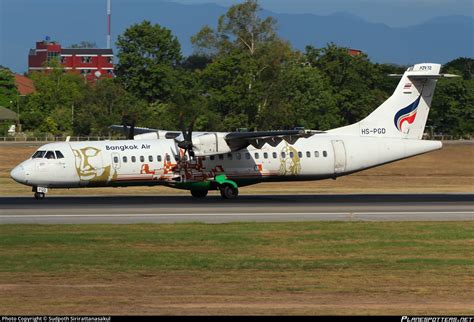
134,132,159,140
192,133,231,156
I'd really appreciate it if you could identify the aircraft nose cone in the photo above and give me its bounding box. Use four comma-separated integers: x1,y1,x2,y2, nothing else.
10,165,26,183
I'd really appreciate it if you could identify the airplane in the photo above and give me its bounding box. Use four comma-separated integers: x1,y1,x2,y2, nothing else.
10,63,457,200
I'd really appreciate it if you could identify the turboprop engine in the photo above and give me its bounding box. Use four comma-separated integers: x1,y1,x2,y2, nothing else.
191,133,232,156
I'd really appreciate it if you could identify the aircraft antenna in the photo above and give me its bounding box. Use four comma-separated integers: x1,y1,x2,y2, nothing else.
107,0,111,49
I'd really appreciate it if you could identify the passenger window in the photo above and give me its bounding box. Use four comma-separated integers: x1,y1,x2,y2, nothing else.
166,155,170,162
314,151,319,158
123,156,127,163
55,151,64,159
227,153,233,160
157,155,162,162
32,151,46,158
281,152,286,158
289,152,294,158
45,151,55,159
298,151,302,158
218,154,224,160
140,156,144,162
131,156,136,162
323,151,328,157
148,156,153,162
254,152,259,159
245,153,251,160
236,153,241,160
113,156,119,163
263,152,268,159
272,152,277,159
306,151,311,158
210,155,215,161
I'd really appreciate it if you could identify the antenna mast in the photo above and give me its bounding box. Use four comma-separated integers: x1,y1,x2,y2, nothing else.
107,0,111,49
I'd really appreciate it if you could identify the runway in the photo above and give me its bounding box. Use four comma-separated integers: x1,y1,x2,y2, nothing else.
1,193,473,224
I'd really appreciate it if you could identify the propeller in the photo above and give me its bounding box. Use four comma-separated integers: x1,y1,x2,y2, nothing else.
177,113,196,158
122,113,135,140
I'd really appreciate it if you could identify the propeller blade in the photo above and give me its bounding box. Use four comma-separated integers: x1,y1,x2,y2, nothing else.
186,117,196,141
176,114,196,159
128,121,135,140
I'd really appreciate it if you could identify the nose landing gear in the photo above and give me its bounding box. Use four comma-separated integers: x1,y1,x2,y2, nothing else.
34,192,45,200
33,186,48,200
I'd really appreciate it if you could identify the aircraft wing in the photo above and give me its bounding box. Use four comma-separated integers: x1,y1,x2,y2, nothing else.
110,125,181,139
224,130,322,151
110,124,324,152
110,125,174,135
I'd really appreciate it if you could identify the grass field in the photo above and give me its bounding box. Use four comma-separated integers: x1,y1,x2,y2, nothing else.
1,142,473,315
0,222,473,315
0,142,473,196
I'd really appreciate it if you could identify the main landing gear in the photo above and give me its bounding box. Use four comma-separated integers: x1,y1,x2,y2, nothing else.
33,186,48,200
189,175,239,199
219,184,239,199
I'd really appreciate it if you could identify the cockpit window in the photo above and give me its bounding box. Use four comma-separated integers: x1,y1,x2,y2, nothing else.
55,151,64,159
45,151,56,159
32,151,46,158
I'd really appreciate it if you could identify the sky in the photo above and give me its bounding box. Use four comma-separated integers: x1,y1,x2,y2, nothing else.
173,0,474,27
0,0,472,72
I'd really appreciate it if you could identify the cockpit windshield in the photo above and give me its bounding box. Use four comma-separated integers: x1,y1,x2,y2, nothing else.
32,151,46,158
32,150,64,159
45,151,56,159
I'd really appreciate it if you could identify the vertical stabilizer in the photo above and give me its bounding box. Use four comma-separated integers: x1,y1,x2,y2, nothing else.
329,63,449,139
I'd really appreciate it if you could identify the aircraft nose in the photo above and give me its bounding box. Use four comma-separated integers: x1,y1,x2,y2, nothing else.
10,165,26,183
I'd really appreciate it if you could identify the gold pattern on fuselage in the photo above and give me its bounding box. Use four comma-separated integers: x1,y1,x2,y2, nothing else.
72,147,117,185
279,143,301,176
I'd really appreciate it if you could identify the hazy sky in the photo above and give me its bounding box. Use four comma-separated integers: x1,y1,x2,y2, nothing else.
172,0,474,26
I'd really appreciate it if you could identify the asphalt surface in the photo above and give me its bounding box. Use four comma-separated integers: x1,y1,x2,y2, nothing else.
0,193,473,224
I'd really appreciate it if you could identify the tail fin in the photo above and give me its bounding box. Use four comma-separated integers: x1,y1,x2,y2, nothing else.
329,63,456,139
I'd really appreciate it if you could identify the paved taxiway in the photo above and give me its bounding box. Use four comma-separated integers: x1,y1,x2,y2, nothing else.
0,194,473,224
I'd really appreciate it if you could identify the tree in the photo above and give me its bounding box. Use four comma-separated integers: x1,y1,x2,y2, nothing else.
22,64,86,135
192,0,276,57
305,44,389,125
116,21,183,103
0,68,18,108
70,41,97,48
192,0,294,130
73,79,142,136
442,57,473,80
258,57,341,130
429,77,474,135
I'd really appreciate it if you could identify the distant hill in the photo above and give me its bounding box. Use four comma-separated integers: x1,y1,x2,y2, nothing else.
1,0,472,72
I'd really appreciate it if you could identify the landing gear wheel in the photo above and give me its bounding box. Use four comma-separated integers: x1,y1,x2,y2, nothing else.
191,189,208,198
220,184,238,199
34,192,45,200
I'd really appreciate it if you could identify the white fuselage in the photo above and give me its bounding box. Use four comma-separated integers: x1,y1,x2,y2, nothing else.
10,134,442,190
10,63,447,196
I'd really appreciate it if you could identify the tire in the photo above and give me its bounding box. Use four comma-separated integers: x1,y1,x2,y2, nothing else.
220,184,238,199
191,189,208,198
34,192,45,200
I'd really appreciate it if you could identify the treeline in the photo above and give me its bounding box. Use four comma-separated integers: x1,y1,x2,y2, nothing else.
2,0,473,136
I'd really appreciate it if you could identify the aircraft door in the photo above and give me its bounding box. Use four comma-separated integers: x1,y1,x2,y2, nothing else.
331,140,346,174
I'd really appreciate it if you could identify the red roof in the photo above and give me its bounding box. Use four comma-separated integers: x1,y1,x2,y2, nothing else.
14,74,36,95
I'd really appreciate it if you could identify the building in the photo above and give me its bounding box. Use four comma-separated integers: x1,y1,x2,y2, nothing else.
14,74,36,95
28,39,114,81
348,48,363,57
